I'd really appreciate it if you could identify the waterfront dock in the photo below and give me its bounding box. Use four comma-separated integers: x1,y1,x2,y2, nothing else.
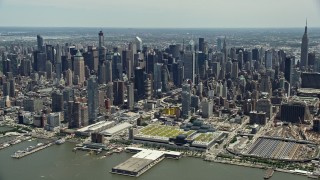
111,147,182,177
11,142,53,159
263,168,274,179
0,136,31,150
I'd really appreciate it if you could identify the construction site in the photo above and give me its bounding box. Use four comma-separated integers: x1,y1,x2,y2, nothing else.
265,122,320,144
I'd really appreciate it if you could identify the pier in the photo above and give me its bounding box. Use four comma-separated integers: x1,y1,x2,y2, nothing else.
0,136,32,150
264,168,274,179
111,147,182,177
11,142,53,159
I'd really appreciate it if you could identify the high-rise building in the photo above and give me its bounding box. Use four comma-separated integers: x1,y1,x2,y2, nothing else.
113,80,125,106
172,62,183,87
284,57,294,83
46,112,61,131
212,62,220,78
81,104,89,127
105,60,112,83
260,74,272,96
144,78,152,100
46,61,53,79
67,101,74,128
181,83,191,118
52,91,64,112
201,98,213,118
161,66,170,92
222,37,227,61
98,61,106,84
217,38,222,51
23,98,43,112
73,101,82,128
33,51,47,72
265,50,273,70
183,52,195,83
256,99,272,120
281,102,310,123
127,82,134,111
112,52,122,81
45,45,55,63
153,63,163,94
37,35,44,52
252,48,260,62
73,50,85,84
65,69,73,86
1,82,8,99
308,52,316,67
146,52,156,74
87,76,99,124
231,61,239,79
98,31,105,63
21,59,31,76
106,82,114,105
135,37,142,52
300,20,309,70
9,79,15,98
134,67,145,99
199,38,205,52
301,72,320,89
196,52,206,79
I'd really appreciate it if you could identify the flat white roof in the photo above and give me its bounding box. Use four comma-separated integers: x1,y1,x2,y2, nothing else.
132,149,165,160
77,121,114,132
101,122,132,135
126,147,182,157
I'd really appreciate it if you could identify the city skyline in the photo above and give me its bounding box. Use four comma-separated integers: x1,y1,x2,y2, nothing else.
0,0,319,28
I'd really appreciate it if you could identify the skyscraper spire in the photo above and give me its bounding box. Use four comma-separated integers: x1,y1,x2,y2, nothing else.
300,20,309,70
305,18,308,34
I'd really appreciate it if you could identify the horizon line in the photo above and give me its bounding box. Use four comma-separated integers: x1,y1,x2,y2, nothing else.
1,26,320,29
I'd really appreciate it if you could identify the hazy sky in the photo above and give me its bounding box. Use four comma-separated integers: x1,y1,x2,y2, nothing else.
0,0,319,28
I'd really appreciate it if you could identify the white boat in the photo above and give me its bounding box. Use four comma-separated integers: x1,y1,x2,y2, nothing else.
55,138,65,145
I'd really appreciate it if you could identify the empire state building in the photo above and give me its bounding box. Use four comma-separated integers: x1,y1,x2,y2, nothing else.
300,20,309,71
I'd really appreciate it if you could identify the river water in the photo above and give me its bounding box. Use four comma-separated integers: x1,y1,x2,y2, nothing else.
0,139,307,180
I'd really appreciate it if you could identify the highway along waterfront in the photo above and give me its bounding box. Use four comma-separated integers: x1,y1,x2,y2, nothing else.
0,139,309,180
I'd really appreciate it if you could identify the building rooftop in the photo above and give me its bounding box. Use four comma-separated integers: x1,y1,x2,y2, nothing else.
132,149,165,160
101,122,132,136
137,124,195,139
77,121,114,133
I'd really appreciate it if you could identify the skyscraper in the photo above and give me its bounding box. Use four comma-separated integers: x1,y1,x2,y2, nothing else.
265,50,273,70
37,35,44,52
183,52,195,83
181,83,191,118
98,61,106,84
231,61,239,79
98,31,105,63
88,76,99,124
127,82,134,111
135,37,142,52
134,67,145,99
113,80,125,106
105,60,112,83
199,38,205,52
52,91,64,112
222,37,227,61
284,57,294,83
55,44,62,79
65,69,73,86
300,20,309,70
73,50,85,84
153,63,163,94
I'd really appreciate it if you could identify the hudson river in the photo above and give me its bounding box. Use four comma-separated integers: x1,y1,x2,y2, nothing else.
0,139,307,180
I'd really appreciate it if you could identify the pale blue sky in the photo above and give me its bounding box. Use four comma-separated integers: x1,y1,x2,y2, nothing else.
0,0,319,28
